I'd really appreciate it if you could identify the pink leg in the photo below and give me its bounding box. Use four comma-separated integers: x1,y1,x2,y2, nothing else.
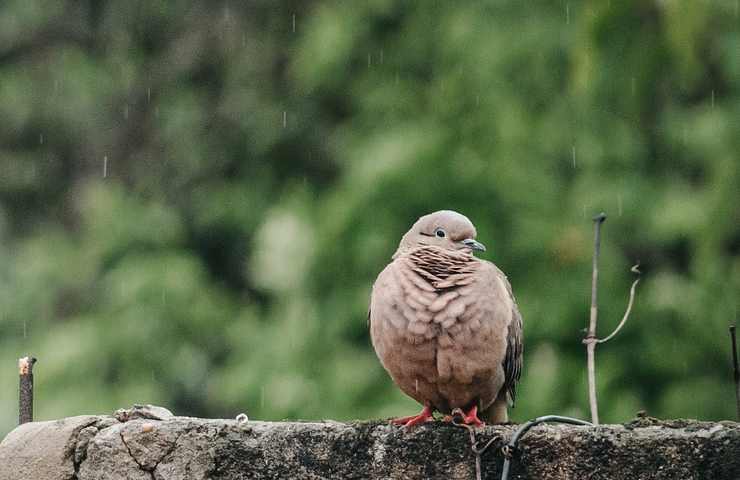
391,405,434,428
461,405,485,427
446,405,485,427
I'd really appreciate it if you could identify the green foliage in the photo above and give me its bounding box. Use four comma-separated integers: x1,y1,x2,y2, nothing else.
1,0,738,436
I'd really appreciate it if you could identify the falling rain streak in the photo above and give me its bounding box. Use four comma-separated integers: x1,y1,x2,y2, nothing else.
618,194,623,217
711,90,715,108
566,3,570,24
292,13,296,33
260,386,265,409
103,156,108,178
282,111,287,128
572,146,576,168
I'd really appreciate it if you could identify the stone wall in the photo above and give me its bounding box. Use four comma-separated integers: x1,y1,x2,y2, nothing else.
0,409,738,479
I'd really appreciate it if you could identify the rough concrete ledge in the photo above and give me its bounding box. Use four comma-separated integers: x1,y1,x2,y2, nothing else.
0,411,739,480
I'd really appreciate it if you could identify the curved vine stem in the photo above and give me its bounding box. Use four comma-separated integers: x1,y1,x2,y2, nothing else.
583,213,642,425
597,264,641,344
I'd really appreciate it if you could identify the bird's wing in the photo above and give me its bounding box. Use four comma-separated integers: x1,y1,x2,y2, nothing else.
497,268,523,405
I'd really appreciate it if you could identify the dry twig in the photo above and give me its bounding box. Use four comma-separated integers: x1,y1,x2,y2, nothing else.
730,325,740,420
582,213,641,425
18,356,37,425
452,412,499,480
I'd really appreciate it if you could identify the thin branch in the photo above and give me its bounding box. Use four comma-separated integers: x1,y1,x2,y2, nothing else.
583,212,606,425
730,325,740,420
455,416,501,480
597,264,641,344
18,356,37,425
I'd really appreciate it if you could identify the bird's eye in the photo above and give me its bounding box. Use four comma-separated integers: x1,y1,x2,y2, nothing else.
435,228,446,238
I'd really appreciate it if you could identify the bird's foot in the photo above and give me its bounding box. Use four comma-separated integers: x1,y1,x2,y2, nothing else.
446,406,485,428
390,405,434,428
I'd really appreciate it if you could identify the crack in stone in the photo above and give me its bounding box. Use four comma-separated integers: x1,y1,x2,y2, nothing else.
67,419,102,480
152,430,185,477
117,426,185,480
119,430,155,480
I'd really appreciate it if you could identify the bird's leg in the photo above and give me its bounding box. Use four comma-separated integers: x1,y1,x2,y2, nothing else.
446,405,485,427
391,405,434,427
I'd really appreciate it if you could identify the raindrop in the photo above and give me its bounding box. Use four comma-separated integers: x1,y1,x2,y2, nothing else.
367,53,371,67
292,13,296,33
282,111,287,128
260,386,265,409
571,145,576,168
39,134,44,145
162,289,166,305
103,156,108,178
395,72,400,85
618,194,623,217
123,104,129,120
475,95,480,107
415,378,419,393
23,319,27,339
379,49,384,65
631,77,636,96
710,90,715,108
566,3,570,24
147,87,151,103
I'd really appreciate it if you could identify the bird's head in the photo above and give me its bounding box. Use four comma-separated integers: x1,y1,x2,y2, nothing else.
394,210,486,258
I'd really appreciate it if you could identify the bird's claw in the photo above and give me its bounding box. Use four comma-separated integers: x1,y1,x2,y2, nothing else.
445,406,484,428
391,405,434,428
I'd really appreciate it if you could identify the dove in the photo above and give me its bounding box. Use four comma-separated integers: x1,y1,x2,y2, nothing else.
369,210,523,427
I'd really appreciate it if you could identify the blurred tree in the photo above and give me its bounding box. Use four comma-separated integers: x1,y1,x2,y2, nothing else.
0,0,738,436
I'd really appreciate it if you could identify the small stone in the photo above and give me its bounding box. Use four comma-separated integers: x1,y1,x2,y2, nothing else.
115,404,173,422
142,423,155,433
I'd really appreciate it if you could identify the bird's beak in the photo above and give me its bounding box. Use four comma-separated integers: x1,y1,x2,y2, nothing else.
461,238,486,252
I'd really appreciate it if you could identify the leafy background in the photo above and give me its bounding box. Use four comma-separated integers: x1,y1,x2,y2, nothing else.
1,0,738,437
